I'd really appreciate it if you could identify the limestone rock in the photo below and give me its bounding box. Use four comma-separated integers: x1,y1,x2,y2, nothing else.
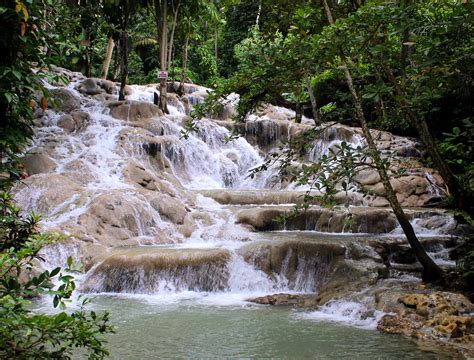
377,289,474,358
108,100,163,121
13,174,84,216
354,168,381,186
77,78,117,95
22,153,56,175
239,239,346,291
71,111,91,130
236,207,397,233
57,114,76,133
49,88,81,112
80,247,231,293
247,293,319,307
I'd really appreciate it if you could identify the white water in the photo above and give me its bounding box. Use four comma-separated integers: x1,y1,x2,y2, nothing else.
21,73,460,331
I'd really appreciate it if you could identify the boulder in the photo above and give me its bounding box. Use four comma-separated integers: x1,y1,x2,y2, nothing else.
353,168,381,186
71,111,91,130
247,293,319,307
77,78,117,95
49,88,81,112
13,174,84,216
108,100,163,121
22,153,56,175
236,207,397,233
376,289,474,357
57,114,76,133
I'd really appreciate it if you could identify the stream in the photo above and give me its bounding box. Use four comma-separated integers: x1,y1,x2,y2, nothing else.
22,69,464,358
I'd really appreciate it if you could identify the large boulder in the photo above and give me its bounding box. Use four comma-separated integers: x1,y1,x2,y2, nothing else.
22,153,56,175
77,78,117,95
13,174,85,216
236,207,397,233
49,88,81,112
108,100,163,121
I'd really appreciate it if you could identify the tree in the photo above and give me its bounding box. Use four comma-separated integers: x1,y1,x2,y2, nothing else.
320,0,444,282
101,37,115,80
0,192,114,358
154,0,169,112
195,0,447,282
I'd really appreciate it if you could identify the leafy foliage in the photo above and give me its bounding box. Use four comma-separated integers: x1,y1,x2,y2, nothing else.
0,192,114,359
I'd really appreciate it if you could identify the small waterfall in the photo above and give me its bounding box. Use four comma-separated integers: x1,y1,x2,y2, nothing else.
19,70,461,326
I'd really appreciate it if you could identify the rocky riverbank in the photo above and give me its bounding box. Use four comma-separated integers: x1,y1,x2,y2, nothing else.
16,66,473,358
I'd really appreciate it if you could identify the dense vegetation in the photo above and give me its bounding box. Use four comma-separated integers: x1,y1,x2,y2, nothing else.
0,0,473,356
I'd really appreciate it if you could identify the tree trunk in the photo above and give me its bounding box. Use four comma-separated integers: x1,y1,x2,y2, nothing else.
178,33,190,95
155,0,169,113
118,31,129,101
295,101,302,124
321,0,444,283
304,75,321,126
101,37,115,80
112,39,121,82
167,0,181,70
399,0,410,74
214,25,219,63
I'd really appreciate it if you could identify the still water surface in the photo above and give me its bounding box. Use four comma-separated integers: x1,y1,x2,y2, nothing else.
90,295,459,359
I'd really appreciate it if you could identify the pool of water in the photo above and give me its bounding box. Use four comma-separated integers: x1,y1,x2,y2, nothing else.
88,295,458,359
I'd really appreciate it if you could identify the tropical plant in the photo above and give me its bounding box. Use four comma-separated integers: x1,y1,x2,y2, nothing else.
0,192,114,359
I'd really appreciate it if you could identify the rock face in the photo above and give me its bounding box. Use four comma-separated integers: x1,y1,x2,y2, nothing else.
376,290,474,358
236,207,397,233
108,100,164,121
17,70,468,357
22,153,56,175
49,88,81,112
80,248,231,293
239,240,346,291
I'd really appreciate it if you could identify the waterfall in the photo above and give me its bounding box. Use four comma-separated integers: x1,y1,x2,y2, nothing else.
16,70,462,324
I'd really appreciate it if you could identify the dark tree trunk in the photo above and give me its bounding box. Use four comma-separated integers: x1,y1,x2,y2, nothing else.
304,75,321,126
178,33,190,95
321,0,445,283
118,31,129,101
295,101,303,124
167,0,181,70
155,0,169,113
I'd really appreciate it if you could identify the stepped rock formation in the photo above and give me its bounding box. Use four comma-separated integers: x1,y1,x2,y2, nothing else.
14,66,472,358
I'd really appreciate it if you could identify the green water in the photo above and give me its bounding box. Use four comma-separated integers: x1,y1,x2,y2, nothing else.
91,296,460,359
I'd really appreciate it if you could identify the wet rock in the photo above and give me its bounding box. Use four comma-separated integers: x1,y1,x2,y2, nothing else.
71,111,91,130
80,247,231,293
247,293,319,307
239,239,346,291
49,88,81,112
77,78,117,95
377,289,474,358
316,258,387,305
108,100,163,121
199,190,319,206
22,153,56,175
236,207,397,233
57,114,76,133
13,174,84,216
354,168,381,186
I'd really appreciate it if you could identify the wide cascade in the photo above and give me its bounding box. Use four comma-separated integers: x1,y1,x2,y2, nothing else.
15,68,469,357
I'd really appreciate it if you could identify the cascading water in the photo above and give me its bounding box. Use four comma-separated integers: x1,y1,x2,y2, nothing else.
17,69,465,358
